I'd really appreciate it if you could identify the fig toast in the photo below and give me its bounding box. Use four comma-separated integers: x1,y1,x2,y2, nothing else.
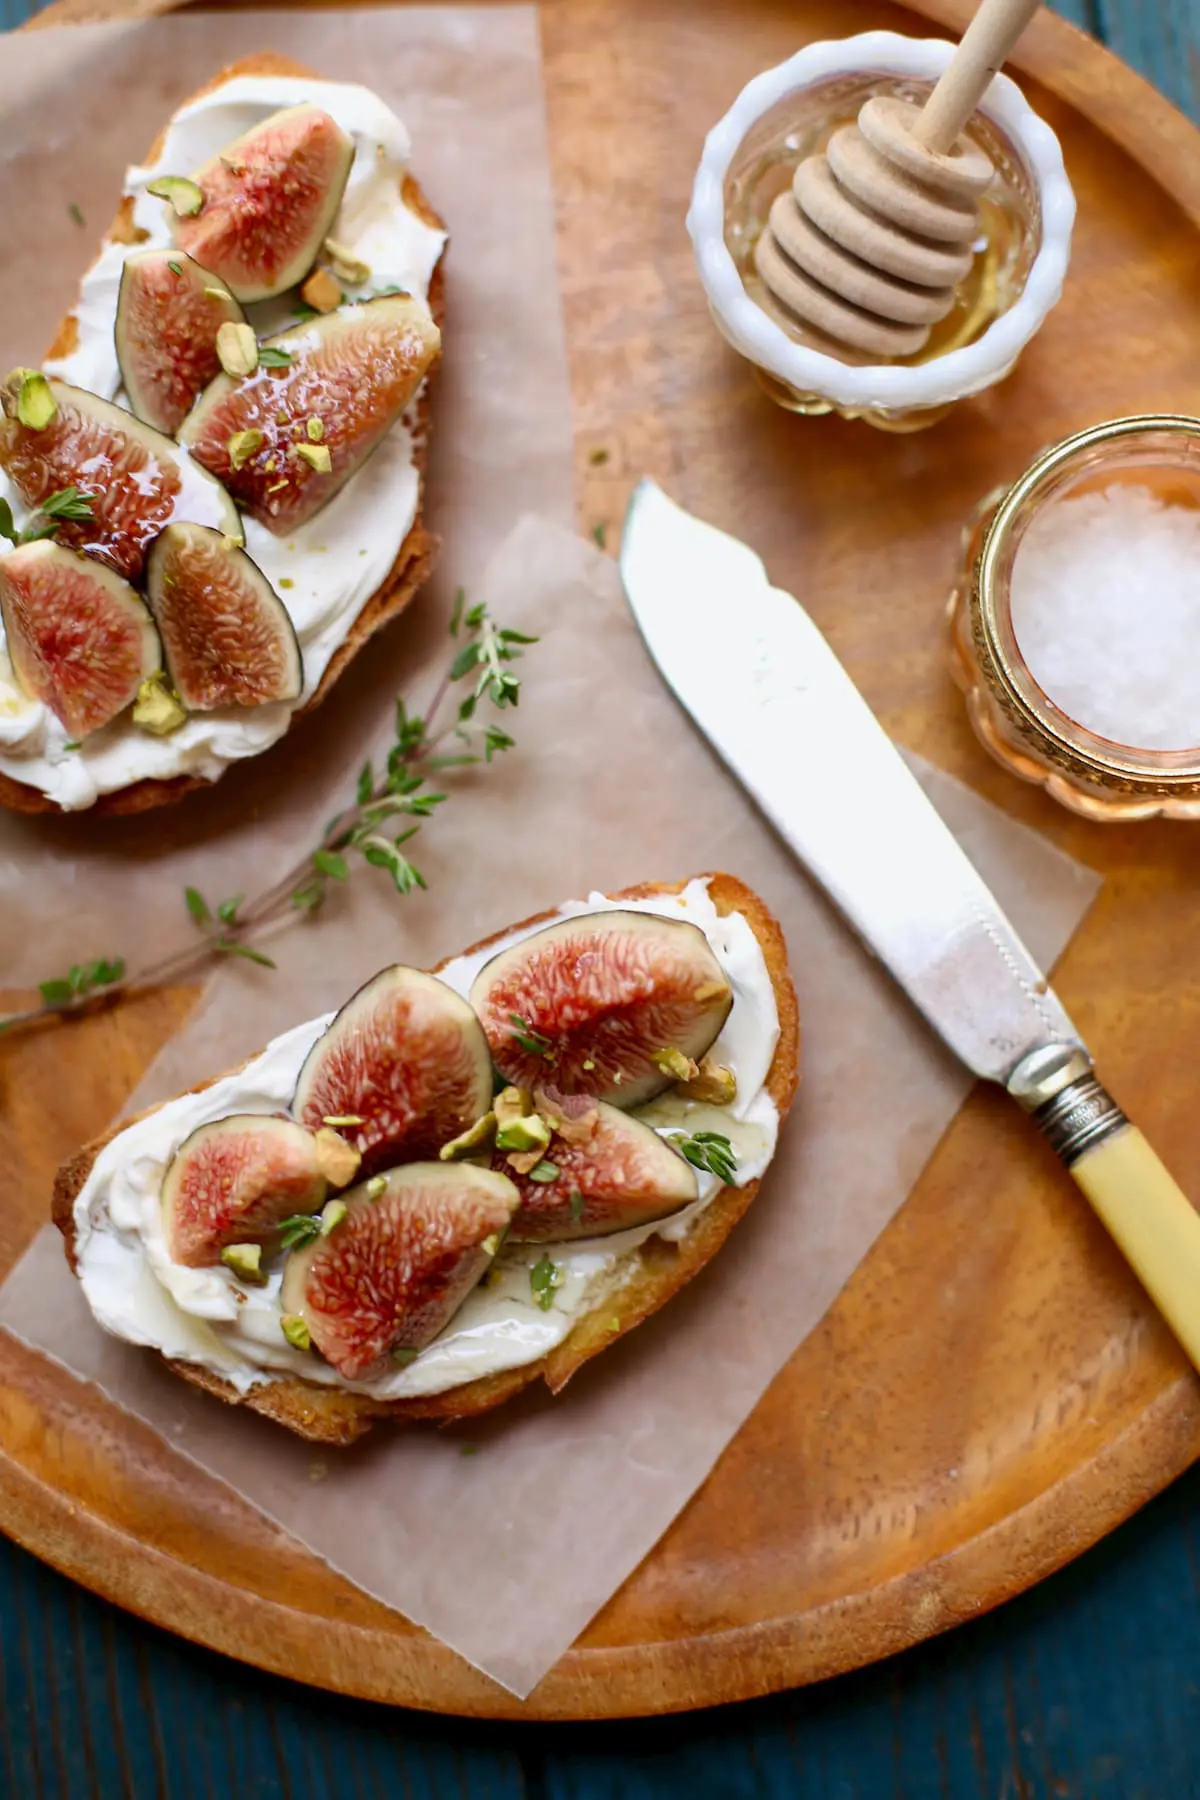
54,874,801,1445
0,53,444,818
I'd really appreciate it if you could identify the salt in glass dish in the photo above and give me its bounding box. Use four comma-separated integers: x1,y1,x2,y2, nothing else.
688,32,1075,432
947,414,1200,822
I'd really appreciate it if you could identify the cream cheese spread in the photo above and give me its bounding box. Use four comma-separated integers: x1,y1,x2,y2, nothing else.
0,75,445,809
73,882,782,1400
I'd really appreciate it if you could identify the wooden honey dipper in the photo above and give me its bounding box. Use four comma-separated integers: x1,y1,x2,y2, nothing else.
754,0,1041,358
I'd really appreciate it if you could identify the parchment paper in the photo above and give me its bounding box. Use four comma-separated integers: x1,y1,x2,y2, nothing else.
0,517,1101,1700
0,6,573,985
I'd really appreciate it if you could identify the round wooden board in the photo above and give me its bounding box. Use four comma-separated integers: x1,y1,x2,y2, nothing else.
5,0,1200,1721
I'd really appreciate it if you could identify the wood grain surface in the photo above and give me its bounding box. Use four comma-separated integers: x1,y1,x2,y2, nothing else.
4,0,1200,1727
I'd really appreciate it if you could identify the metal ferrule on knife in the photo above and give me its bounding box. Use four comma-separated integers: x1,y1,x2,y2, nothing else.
1006,1044,1129,1167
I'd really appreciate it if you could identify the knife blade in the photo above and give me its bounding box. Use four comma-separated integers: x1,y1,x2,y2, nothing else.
620,477,1200,1372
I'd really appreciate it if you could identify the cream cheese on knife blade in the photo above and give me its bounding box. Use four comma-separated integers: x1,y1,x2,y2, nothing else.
73,882,780,1399
0,75,445,809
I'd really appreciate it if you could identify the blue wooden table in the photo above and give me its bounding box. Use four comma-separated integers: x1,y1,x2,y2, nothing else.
4,3,1200,1794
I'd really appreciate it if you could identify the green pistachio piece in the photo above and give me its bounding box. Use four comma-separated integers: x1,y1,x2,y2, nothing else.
319,1199,348,1236
439,1111,498,1161
495,1113,550,1154
220,1243,266,1285
227,428,264,471
132,671,186,736
650,1046,698,1082
281,1313,311,1351
216,321,259,378
14,370,56,431
147,174,204,217
294,442,332,474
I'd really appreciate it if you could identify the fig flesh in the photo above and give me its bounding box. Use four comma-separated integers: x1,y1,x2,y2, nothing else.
170,104,354,304
162,1113,328,1267
280,1162,520,1381
0,540,160,736
178,296,440,534
293,966,494,1174
0,374,241,581
145,522,302,710
499,1099,698,1241
470,911,734,1108
115,251,245,435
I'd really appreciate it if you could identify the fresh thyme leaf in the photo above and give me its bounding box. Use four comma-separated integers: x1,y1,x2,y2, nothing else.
18,520,62,544
257,346,294,367
292,300,319,320
291,881,326,913
167,259,183,276
38,978,74,1006
498,629,537,645
279,1214,323,1251
530,1254,563,1311
39,486,94,523
450,587,465,636
509,1013,554,1058
670,1130,738,1185
61,740,82,751
216,894,243,926
569,1192,585,1222
67,964,88,994
67,202,85,228
458,693,477,723
87,957,125,987
215,938,276,969
356,759,374,804
450,642,480,682
0,499,17,546
464,602,486,629
313,848,349,880
592,521,607,549
483,725,514,763
184,886,212,927
526,1159,559,1184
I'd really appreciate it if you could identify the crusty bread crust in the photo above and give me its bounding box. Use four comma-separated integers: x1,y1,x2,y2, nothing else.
52,874,801,1445
0,55,445,818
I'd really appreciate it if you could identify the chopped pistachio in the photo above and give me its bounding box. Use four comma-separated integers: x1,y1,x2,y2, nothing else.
582,1058,596,1071
365,1175,388,1200
264,457,278,473
676,1054,737,1106
322,1113,364,1127
323,236,371,284
530,1254,563,1311
278,577,295,589
227,428,264,471
220,1243,266,1285
219,152,246,174
319,1198,348,1236
204,285,228,301
494,1086,533,1128
495,1112,550,1155
276,411,290,426
295,442,332,474
608,1316,621,1332
569,1192,585,1222
266,477,290,493
525,1159,560,1184
132,671,186,736
650,1045,699,1083
216,320,258,378
281,1313,311,1351
14,370,56,432
146,174,204,217
306,416,325,442
481,1233,501,1257
167,259,183,277
313,1127,361,1189
440,1111,497,1161
300,267,343,313
392,1345,419,1366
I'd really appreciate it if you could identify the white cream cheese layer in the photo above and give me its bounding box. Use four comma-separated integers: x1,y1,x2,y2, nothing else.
0,75,445,809
73,882,782,1400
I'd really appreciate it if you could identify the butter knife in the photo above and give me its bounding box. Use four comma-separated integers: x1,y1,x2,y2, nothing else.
620,478,1200,1370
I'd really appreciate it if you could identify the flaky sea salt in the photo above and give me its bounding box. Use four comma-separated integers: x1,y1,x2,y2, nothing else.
1010,485,1200,751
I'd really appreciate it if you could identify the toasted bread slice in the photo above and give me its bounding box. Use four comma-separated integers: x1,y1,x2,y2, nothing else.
0,54,444,817
53,873,801,1445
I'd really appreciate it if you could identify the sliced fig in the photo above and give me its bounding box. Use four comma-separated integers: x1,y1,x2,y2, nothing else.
145,522,301,710
115,251,246,435
0,540,159,735
293,965,494,1175
169,104,354,304
499,1100,698,1242
162,1113,328,1267
178,296,441,534
0,374,241,581
470,911,734,1109
280,1162,520,1381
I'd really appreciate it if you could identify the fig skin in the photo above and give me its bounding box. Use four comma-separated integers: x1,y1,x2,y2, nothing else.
470,911,734,1109
178,295,441,535
115,251,245,435
162,1113,329,1267
0,540,161,737
498,1100,699,1242
293,965,495,1176
0,373,241,581
145,522,302,710
171,104,354,304
280,1163,520,1382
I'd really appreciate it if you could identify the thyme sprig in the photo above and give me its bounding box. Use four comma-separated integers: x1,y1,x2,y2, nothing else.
669,1131,738,1186
1,598,535,1034
0,485,95,547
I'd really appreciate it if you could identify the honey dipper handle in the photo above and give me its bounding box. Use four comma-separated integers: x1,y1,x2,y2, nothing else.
911,0,1042,154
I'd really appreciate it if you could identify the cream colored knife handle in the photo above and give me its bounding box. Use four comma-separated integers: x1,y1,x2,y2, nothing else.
1010,1044,1200,1370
